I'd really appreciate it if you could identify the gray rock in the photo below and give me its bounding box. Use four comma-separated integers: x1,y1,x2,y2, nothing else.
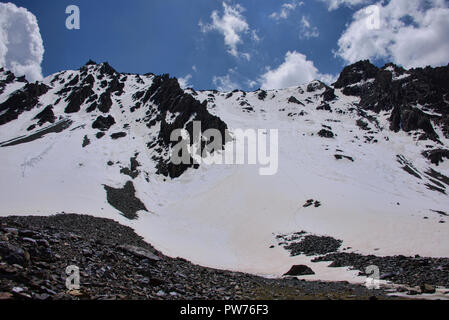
22,237,37,245
156,290,166,297
407,289,420,296
3,228,18,235
36,239,50,248
420,284,436,294
0,242,29,266
118,245,160,262
19,230,38,237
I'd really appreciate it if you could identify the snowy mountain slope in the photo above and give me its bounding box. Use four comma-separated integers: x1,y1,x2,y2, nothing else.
0,61,448,285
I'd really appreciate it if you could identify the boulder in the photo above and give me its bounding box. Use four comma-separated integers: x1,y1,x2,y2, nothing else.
0,242,30,266
118,245,160,262
420,284,436,294
318,129,334,138
283,265,315,276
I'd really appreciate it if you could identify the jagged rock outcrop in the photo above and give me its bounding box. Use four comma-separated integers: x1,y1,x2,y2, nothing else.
33,105,56,126
142,74,230,178
335,60,449,141
0,82,50,125
92,115,116,131
0,61,230,179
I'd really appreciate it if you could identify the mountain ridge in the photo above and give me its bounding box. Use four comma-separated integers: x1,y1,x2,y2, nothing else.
0,59,448,283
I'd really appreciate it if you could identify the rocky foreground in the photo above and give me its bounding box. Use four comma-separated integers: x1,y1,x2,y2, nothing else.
0,214,399,300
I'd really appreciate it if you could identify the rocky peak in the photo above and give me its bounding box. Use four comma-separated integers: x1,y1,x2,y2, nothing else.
0,61,229,179
333,60,379,89
334,60,449,141
84,59,97,66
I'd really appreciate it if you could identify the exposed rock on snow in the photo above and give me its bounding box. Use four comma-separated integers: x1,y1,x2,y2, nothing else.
278,233,343,256
0,214,394,300
283,265,315,276
318,129,334,138
103,181,148,220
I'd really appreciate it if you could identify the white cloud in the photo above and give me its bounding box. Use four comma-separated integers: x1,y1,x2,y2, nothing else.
200,2,254,59
259,51,335,89
247,80,258,89
178,74,192,89
213,73,239,91
270,0,304,20
0,2,44,82
300,16,320,39
317,0,373,11
336,0,449,68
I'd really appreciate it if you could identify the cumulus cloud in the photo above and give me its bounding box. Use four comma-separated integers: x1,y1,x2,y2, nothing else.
300,16,320,39
178,74,192,89
213,72,239,91
259,51,336,89
336,0,449,68
0,2,44,82
317,0,373,11
200,2,256,59
269,0,304,20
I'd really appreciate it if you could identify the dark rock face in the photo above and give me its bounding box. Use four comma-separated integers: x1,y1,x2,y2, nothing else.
0,69,21,97
284,265,315,276
108,77,125,96
302,199,321,208
422,149,449,166
288,96,304,105
120,154,140,179
96,132,105,139
0,83,50,125
307,81,325,93
143,74,229,179
110,132,127,140
33,106,56,126
317,103,332,112
99,62,117,77
335,155,354,162
98,92,113,113
65,86,95,114
82,136,90,148
334,60,379,89
103,181,148,220
67,74,80,87
0,119,73,148
318,129,334,138
389,106,438,140
322,87,336,102
258,90,267,101
336,60,449,141
356,119,370,131
92,115,116,131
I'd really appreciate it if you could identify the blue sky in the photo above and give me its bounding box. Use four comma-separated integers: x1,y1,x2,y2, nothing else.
3,0,449,90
